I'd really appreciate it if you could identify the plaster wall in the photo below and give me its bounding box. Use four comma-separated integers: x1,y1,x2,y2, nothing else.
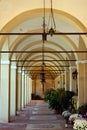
0,0,87,30
32,79,55,97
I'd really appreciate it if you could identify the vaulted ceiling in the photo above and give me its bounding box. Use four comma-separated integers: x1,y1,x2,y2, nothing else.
0,1,87,81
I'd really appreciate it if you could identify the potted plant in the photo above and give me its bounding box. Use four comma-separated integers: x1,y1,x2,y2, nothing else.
62,110,71,127
77,104,87,117
69,113,82,124
44,88,55,102
44,88,75,114
48,88,65,113
73,118,87,130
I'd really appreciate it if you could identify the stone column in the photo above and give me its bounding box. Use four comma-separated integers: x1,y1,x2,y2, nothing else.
77,61,86,107
84,63,87,103
29,77,32,102
27,76,29,104
17,69,22,111
65,69,70,91
24,74,27,106
77,63,84,107
10,65,16,116
22,71,25,109
0,60,10,122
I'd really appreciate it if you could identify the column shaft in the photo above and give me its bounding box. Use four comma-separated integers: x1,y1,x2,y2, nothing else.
84,63,87,103
77,63,84,107
22,73,25,108
10,66,16,116
65,70,70,91
0,63,10,122
17,72,22,110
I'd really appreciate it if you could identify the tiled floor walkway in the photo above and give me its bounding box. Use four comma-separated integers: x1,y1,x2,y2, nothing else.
0,100,73,130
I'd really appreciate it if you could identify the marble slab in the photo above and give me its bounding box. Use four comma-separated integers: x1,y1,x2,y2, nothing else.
32,110,54,114
26,123,61,130
29,115,57,120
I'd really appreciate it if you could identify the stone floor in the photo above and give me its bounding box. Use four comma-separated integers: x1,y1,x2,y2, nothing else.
0,100,73,130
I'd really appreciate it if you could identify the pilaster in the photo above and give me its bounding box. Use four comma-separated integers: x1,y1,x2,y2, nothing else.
65,69,70,91
77,61,85,107
69,66,76,92
77,60,87,107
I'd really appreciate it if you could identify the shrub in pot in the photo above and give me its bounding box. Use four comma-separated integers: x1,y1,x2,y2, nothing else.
44,88,55,102
77,104,87,117
44,88,75,113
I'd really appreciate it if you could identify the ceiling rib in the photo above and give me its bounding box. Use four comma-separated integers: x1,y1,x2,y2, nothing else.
22,70,65,71
17,65,69,67
0,51,87,53
11,59,76,62
0,32,87,35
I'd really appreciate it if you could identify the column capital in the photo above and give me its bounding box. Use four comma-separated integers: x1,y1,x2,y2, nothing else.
1,60,10,65
22,70,26,75
11,65,17,69
18,67,22,73
69,66,76,69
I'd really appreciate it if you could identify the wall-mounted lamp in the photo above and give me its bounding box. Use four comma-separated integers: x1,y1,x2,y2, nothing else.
72,69,78,80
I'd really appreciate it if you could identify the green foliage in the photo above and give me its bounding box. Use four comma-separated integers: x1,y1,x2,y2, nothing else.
64,91,75,109
44,88,75,113
48,88,65,112
77,104,87,115
44,88,55,101
31,93,42,100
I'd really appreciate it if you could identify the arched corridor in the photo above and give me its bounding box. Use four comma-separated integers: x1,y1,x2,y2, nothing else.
0,0,87,123
0,100,73,130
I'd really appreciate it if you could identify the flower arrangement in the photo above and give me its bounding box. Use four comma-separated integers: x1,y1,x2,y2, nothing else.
62,110,71,127
69,113,82,123
73,118,87,130
62,110,71,118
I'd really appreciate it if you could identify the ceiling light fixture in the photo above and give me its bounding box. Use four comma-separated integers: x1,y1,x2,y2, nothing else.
40,41,45,92
42,0,56,42
47,0,56,36
40,0,56,87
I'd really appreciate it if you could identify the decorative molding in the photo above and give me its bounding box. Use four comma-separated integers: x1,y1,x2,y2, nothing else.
25,74,28,77
18,70,21,73
11,65,17,69
69,66,76,69
22,72,25,75
76,60,87,64
1,60,10,64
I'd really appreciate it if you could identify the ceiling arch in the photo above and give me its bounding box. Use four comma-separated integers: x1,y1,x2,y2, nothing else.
0,8,87,49
1,8,87,80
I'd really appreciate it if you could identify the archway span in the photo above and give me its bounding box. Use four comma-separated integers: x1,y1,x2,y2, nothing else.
0,8,87,82
0,8,87,49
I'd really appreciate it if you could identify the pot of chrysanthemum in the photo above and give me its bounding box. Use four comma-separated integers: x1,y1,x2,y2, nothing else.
69,113,82,124
73,118,87,130
62,110,71,127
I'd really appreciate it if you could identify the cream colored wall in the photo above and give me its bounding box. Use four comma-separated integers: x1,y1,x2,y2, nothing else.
32,79,55,97
0,0,87,30
55,76,61,89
